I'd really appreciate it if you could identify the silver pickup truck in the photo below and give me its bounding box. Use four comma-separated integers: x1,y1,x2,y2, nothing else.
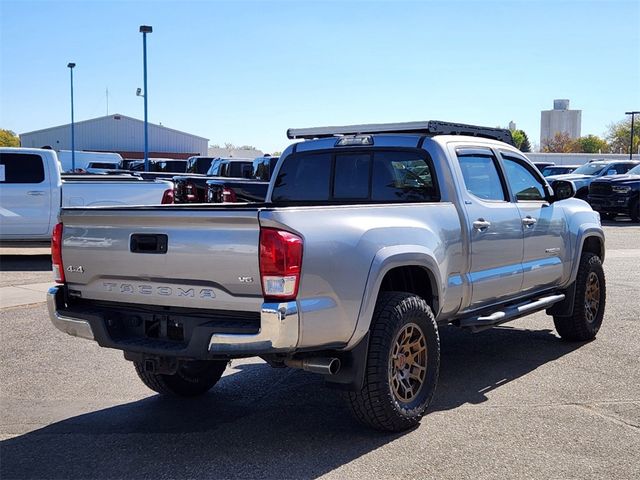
47,121,606,432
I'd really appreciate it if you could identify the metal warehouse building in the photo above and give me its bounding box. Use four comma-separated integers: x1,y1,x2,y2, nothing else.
19,114,209,159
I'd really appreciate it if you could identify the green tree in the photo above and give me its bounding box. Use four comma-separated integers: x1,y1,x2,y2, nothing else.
574,134,609,154
606,118,640,155
0,129,20,147
509,128,531,153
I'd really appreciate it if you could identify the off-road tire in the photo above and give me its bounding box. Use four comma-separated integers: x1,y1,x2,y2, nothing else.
134,359,227,397
346,292,440,432
553,252,606,341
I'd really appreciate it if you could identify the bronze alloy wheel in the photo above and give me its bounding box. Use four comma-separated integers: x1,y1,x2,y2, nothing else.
389,322,427,403
584,271,601,323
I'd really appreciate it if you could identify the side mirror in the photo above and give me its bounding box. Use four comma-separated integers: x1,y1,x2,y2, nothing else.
550,180,575,202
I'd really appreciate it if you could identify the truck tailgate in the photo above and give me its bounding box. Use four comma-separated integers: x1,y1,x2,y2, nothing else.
60,207,263,311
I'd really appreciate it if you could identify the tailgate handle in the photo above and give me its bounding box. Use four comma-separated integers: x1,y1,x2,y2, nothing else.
130,234,168,254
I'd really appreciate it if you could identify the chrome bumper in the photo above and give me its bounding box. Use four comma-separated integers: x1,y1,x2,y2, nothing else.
47,286,299,355
208,301,299,354
47,286,95,340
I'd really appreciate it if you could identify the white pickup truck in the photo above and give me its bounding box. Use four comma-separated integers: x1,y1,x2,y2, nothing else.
0,148,174,242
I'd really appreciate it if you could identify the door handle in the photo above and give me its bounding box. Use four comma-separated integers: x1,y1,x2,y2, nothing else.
27,191,45,196
522,216,537,227
473,219,491,231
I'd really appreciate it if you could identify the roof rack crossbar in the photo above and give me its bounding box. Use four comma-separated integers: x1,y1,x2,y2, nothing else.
286,120,514,146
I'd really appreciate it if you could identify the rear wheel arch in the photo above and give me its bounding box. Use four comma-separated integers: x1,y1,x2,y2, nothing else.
349,249,443,349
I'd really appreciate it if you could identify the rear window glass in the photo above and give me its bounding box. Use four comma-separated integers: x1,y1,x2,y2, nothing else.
334,154,370,199
88,162,118,169
0,153,45,183
272,153,331,201
228,162,254,178
271,149,438,203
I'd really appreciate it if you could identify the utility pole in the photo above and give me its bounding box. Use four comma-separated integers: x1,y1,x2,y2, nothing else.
140,25,153,172
67,63,76,171
625,111,640,160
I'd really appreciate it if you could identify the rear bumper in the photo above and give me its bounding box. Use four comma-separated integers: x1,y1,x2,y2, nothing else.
47,286,299,357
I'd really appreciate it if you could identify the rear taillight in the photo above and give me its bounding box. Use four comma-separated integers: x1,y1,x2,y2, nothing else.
222,187,237,203
259,228,303,301
51,223,65,283
161,188,174,204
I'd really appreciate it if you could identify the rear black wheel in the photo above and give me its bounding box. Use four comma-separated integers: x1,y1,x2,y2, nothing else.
134,359,227,397
346,292,440,432
553,252,606,341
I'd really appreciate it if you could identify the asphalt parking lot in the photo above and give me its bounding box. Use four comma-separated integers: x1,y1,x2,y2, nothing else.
1,221,639,479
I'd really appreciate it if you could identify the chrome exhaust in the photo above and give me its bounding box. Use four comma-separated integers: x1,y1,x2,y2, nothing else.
284,357,341,376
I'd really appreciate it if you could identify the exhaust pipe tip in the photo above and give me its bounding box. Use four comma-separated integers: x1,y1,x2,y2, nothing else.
284,357,341,376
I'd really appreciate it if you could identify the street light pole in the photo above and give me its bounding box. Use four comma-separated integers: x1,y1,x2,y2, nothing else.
625,111,640,160
67,63,76,171
140,25,153,172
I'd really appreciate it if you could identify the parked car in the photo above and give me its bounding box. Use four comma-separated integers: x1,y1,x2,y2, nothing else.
173,158,254,203
533,161,554,172
541,165,580,177
0,148,174,242
129,158,188,173
588,163,640,222
57,150,123,173
47,120,606,432
546,160,639,199
206,156,278,203
185,156,216,174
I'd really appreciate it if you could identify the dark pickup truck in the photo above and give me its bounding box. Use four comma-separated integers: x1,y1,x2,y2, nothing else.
206,156,278,203
588,163,640,222
173,158,254,203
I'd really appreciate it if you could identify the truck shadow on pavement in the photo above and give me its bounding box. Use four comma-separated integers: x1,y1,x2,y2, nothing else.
1,325,584,479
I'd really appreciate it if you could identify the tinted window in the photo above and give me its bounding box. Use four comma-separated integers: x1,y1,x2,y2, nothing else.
88,162,118,169
502,158,546,201
0,153,45,183
271,149,438,204
334,153,370,199
372,151,437,202
457,153,505,201
272,153,331,201
573,162,608,176
612,163,636,175
227,162,253,178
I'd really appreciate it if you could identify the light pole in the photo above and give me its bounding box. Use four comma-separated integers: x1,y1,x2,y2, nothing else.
67,63,76,171
139,25,152,171
625,111,640,160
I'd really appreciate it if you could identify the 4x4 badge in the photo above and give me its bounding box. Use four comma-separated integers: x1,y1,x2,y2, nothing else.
66,265,84,273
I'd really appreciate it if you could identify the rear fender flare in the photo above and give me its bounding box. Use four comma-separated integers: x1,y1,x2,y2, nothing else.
346,245,442,349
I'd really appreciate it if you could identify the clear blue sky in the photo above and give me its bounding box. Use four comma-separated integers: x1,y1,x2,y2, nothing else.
1,0,639,153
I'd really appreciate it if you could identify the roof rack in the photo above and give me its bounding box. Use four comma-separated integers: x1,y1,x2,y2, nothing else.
287,120,514,146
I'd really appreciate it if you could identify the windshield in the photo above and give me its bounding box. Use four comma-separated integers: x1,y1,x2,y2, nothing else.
572,162,608,176
628,165,640,175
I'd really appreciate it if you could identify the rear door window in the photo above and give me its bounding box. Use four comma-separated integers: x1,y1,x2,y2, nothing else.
271,149,438,203
0,153,45,183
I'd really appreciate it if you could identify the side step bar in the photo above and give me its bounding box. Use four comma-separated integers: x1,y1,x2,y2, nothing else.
457,293,565,333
